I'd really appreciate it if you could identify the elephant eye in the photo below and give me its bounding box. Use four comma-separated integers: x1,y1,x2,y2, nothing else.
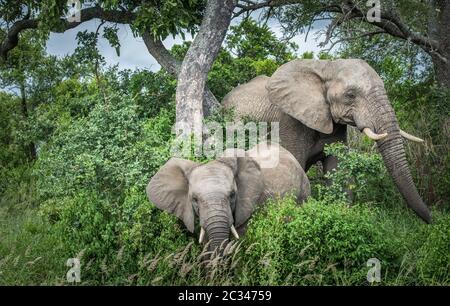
229,190,236,202
229,191,236,211
192,196,199,213
344,89,356,100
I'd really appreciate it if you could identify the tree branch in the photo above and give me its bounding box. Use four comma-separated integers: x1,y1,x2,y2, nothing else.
234,0,447,63
142,32,181,77
1,5,221,114
321,1,446,63
322,29,386,52
1,6,135,60
142,32,220,115
234,0,290,18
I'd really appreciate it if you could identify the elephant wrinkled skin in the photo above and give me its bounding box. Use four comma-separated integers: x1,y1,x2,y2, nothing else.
146,143,310,251
223,59,432,223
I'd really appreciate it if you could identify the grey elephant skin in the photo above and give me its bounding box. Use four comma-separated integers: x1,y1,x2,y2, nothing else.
223,59,432,223
146,143,310,250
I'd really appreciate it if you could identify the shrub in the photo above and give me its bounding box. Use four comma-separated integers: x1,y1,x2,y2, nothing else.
31,108,449,285
35,92,174,202
416,212,450,284
39,187,193,284
316,142,401,208
240,195,398,285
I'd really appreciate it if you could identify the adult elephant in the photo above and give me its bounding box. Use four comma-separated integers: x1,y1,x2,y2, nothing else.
222,59,431,223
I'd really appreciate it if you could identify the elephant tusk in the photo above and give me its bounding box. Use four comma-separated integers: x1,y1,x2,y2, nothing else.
400,130,424,143
362,128,388,140
230,225,239,240
199,227,206,243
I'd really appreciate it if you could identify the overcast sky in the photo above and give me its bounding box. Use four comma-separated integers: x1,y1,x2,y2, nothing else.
45,17,330,71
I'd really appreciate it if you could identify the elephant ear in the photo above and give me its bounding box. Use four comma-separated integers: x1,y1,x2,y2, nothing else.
266,59,333,134
219,154,264,228
146,158,198,233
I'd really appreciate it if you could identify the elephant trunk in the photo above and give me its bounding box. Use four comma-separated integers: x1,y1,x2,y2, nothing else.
205,213,230,253
366,87,432,223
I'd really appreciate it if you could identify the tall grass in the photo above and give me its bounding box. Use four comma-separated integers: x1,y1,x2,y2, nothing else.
1,194,448,286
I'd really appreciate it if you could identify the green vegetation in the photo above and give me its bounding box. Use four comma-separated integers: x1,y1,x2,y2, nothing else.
1,18,449,285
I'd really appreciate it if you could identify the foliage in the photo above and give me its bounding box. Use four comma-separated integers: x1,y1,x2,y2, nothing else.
416,213,450,283
38,188,192,283
102,26,121,57
35,90,174,202
396,84,450,207
0,205,66,285
226,18,298,63
74,30,105,71
273,0,438,58
0,1,205,41
3,190,449,285
0,93,27,171
242,196,395,285
132,0,204,40
0,14,448,286
315,142,399,206
112,69,177,119
171,18,298,100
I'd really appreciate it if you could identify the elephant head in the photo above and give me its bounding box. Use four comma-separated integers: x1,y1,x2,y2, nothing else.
266,59,431,223
146,157,263,251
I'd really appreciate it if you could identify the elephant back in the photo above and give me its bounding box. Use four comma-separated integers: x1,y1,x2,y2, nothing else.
222,75,282,122
247,142,310,203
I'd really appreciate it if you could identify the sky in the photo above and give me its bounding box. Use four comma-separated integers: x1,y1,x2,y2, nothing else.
45,16,330,72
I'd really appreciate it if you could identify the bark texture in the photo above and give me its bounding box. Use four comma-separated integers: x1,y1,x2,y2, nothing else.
429,0,450,87
175,0,237,138
142,33,220,115
19,83,36,160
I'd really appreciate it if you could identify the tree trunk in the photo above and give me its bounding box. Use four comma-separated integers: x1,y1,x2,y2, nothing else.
174,0,236,141
142,33,221,115
432,55,450,88
19,83,36,160
429,0,450,88
20,83,28,119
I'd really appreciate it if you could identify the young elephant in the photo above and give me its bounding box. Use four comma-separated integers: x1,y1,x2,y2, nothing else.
146,142,310,251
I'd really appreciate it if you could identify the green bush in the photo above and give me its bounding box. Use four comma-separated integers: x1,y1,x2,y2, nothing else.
25,103,450,286
315,142,400,207
416,212,450,284
241,195,398,285
35,92,174,202
32,88,181,283
39,187,193,284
